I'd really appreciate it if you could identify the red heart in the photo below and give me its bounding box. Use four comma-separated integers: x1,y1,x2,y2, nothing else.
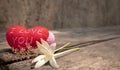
6,25,49,51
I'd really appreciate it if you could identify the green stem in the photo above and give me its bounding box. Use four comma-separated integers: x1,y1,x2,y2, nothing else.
55,42,71,52
54,48,80,58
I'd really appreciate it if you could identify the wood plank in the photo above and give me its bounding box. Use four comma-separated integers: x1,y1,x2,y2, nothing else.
0,26,120,70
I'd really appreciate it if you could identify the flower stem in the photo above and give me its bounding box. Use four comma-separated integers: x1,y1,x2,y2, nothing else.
55,42,71,52
54,48,80,58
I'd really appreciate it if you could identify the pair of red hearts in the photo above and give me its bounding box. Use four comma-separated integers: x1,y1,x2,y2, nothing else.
6,25,49,51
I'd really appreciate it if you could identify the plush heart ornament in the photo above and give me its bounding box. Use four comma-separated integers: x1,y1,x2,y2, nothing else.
6,25,49,52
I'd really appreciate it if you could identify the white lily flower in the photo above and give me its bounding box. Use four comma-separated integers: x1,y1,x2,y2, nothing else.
32,39,80,69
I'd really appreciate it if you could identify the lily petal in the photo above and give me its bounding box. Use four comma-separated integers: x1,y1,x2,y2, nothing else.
32,55,48,68
50,43,56,53
41,39,53,53
36,41,52,57
34,59,48,68
49,57,59,68
32,55,45,63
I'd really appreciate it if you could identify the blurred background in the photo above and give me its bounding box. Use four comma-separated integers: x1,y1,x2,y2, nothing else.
0,0,120,31
0,0,120,42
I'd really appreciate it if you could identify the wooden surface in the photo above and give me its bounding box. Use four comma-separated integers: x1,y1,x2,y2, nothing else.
0,26,120,70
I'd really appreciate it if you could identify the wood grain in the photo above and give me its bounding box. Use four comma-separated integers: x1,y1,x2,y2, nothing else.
0,27,120,70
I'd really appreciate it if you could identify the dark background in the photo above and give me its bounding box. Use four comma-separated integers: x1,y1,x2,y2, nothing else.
0,0,120,30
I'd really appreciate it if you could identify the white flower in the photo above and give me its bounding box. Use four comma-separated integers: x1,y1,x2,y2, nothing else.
32,39,80,69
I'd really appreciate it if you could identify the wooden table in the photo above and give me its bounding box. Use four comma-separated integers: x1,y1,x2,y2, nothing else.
0,26,120,70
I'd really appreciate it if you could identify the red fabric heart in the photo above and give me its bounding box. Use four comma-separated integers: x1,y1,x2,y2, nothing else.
6,25,49,51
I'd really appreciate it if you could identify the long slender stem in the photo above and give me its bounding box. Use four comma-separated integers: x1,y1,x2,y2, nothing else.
54,48,80,58
55,42,71,52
